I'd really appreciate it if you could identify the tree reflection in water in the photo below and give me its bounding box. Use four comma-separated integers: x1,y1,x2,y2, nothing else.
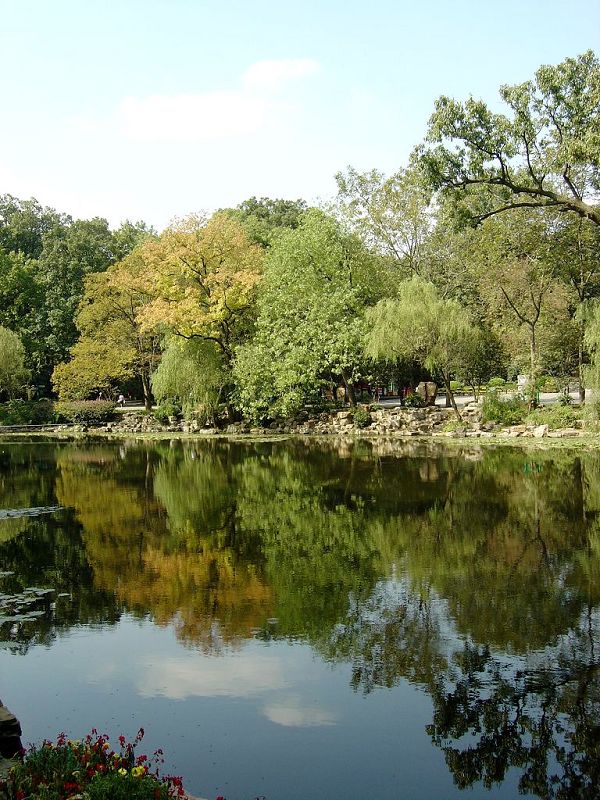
0,437,599,797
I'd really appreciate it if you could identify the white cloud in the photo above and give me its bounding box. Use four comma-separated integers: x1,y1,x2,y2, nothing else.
117,91,269,141
69,58,320,144
262,698,337,727
242,58,320,93
137,653,287,700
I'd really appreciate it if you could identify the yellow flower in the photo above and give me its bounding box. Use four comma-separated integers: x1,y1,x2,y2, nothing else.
131,766,145,778
118,768,128,776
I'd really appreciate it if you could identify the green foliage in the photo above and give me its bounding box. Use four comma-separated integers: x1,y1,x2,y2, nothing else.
335,165,432,275
1,729,185,800
227,196,308,247
538,375,558,391
0,325,29,398
487,377,506,388
403,392,426,408
420,50,600,228
234,209,387,420
55,400,116,424
352,407,372,428
481,391,527,425
365,277,477,416
151,338,225,419
449,380,462,392
0,399,54,425
525,405,580,430
153,401,182,424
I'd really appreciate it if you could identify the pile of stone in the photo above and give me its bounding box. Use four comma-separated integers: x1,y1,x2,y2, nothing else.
61,404,590,442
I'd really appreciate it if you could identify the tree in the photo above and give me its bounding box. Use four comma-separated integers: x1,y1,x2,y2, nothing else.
234,210,387,419
365,278,478,418
335,165,432,276
133,213,263,369
0,326,29,398
420,51,600,227
151,337,227,423
37,217,118,379
469,211,571,398
52,257,161,408
0,195,69,259
226,196,308,247
111,219,157,261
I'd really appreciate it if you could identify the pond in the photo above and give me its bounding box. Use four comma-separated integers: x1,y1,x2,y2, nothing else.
0,437,598,800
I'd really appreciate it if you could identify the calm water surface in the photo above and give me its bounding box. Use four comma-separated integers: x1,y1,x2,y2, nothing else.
0,437,598,799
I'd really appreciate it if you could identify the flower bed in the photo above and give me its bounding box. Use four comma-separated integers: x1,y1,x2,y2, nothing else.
0,729,185,800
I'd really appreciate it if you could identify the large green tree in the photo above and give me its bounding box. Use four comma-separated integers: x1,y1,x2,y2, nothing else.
420,51,600,227
234,209,388,419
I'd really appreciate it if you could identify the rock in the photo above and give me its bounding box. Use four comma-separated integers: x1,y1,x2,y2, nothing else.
0,704,22,758
533,424,548,438
416,381,437,406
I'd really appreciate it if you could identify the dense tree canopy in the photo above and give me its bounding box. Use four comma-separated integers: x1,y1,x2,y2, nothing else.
2,51,600,419
234,209,389,418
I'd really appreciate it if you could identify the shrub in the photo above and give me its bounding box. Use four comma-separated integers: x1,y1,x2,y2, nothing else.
1,729,185,800
525,405,581,430
403,392,425,408
153,401,182,424
55,400,116,424
449,380,462,392
0,399,55,426
539,375,558,392
482,390,527,425
487,376,506,389
352,407,372,428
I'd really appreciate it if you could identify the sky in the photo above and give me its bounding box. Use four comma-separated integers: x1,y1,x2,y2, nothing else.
1,0,599,231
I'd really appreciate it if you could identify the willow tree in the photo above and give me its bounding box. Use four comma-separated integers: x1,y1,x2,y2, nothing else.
365,278,477,418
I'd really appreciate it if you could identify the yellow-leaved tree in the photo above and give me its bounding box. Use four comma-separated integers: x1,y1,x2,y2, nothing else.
52,254,161,408
130,212,264,415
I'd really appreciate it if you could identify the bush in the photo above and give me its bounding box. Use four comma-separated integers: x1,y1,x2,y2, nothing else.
0,399,55,426
1,729,185,800
482,390,527,425
449,380,462,392
539,375,559,392
403,392,425,408
525,405,581,430
153,401,182,424
487,376,506,389
55,400,116,424
352,407,372,428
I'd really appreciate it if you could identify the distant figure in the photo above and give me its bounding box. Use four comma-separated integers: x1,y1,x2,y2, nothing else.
117,393,125,407
97,390,103,400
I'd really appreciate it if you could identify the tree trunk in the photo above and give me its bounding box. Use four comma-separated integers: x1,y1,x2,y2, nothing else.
141,371,153,411
578,321,586,404
529,325,538,410
442,373,462,421
341,370,357,406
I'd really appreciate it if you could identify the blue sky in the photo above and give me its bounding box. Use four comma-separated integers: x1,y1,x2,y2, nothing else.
1,0,599,229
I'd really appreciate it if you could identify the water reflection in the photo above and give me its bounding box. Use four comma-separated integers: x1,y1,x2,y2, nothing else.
0,437,599,798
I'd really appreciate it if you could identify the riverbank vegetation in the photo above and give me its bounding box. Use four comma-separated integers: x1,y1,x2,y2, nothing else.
1,52,599,427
